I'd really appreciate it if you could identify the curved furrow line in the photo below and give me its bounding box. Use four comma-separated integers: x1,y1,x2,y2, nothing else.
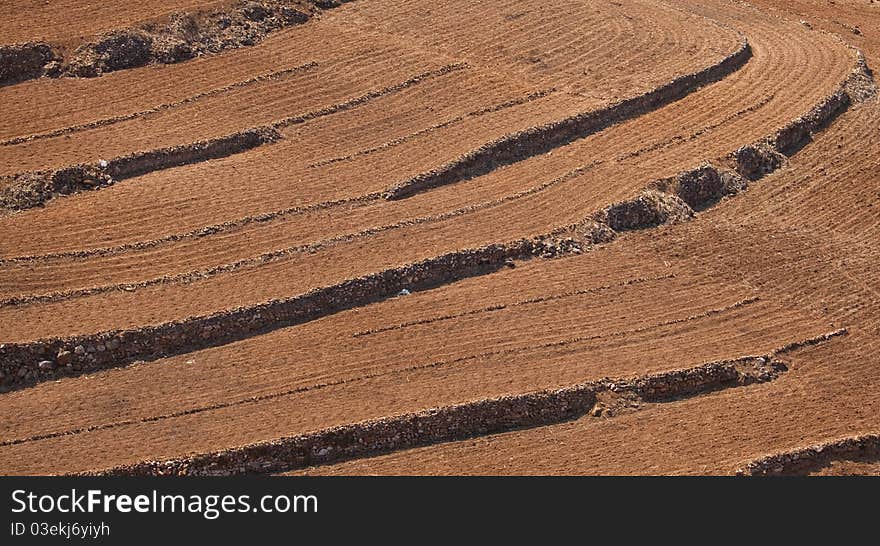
0,161,606,306
273,62,470,129
324,279,769,376
0,62,469,212
304,289,767,388
0,0,341,87
90,330,847,476
0,192,385,265
0,45,870,387
1,50,864,306
382,37,752,200
0,59,781,295
0,59,782,281
0,61,319,147
0,11,744,238
614,92,777,161
349,273,677,338
307,88,558,168
0,297,765,449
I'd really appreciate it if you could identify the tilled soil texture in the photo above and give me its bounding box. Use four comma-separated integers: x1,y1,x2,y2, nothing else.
0,15,850,342
297,66,880,477
0,1,339,85
1,0,879,476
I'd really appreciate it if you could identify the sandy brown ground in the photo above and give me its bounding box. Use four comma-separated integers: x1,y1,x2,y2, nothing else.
0,0,228,45
0,5,851,341
299,88,880,475
1,0,878,475
0,0,735,174
0,256,835,473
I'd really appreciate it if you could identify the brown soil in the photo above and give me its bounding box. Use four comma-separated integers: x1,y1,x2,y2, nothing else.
0,1,228,45
1,0,879,476
299,89,880,476
0,14,851,341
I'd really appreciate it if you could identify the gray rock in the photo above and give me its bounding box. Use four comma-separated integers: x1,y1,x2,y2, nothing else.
38,360,55,371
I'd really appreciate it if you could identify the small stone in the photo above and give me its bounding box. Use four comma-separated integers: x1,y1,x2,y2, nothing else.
56,350,73,366
43,60,62,76
74,345,86,355
107,338,120,350
96,343,106,352
38,360,55,371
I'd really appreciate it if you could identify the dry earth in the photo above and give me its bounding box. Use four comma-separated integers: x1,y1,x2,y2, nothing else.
0,0,877,476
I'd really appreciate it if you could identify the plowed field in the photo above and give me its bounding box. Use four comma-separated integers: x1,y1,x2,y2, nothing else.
1,0,877,476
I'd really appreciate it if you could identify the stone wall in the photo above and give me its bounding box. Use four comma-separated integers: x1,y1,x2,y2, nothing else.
0,128,281,211
383,39,753,200
0,241,537,389
93,355,786,476
737,434,880,476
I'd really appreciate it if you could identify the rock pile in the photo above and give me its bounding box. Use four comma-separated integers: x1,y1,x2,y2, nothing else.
0,43,59,86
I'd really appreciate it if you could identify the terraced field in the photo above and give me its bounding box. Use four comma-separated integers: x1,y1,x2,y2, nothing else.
0,0,877,476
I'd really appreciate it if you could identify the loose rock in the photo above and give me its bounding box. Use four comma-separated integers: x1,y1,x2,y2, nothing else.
56,350,73,366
